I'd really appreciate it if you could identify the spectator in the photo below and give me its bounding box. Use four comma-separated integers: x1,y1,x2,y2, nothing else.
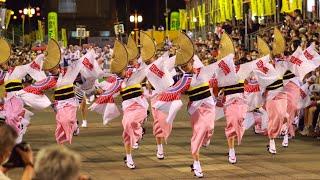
0,124,34,180
33,145,89,180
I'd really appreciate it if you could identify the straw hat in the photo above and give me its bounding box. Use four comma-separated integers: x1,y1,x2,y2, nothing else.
126,34,139,61
139,31,156,62
172,31,194,66
216,33,235,60
43,39,61,70
272,27,286,56
0,37,11,65
110,40,128,74
257,36,271,57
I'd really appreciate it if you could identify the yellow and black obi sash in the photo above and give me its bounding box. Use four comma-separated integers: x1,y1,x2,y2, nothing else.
186,83,211,101
120,84,143,101
283,70,295,80
266,79,283,91
219,82,244,96
54,85,75,101
5,80,23,92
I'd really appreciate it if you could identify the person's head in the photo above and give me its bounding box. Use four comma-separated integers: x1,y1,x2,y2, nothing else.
291,39,301,52
251,50,258,60
33,145,81,180
180,58,194,73
0,124,18,165
0,62,9,71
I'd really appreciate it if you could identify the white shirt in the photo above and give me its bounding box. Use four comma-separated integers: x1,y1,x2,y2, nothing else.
0,171,11,180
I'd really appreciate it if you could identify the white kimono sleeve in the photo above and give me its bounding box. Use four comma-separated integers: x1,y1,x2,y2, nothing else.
288,47,317,81
146,55,174,92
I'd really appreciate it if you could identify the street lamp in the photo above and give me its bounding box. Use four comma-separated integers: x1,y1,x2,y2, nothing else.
129,10,143,31
19,6,40,45
23,7,35,17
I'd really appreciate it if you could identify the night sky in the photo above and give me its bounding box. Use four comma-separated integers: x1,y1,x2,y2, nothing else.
4,0,186,31
126,0,186,29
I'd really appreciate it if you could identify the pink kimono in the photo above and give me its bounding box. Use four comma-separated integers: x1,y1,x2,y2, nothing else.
20,51,101,144
3,55,46,141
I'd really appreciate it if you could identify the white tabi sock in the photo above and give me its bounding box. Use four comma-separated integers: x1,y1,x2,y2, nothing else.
126,154,133,164
193,160,201,171
157,144,163,154
229,148,235,157
269,139,275,148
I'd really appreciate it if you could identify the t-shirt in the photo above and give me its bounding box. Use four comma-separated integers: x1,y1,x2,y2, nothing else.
0,171,11,180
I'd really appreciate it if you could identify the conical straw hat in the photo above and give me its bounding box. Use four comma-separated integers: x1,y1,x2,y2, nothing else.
257,36,271,57
140,31,156,62
43,39,61,70
110,40,128,74
272,27,286,56
0,37,11,65
217,33,235,60
173,31,194,66
126,34,139,60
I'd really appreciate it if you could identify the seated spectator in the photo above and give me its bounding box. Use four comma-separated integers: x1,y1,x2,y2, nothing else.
0,124,34,180
33,145,89,180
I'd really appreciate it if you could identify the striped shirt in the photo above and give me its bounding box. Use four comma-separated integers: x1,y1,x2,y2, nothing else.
157,73,192,102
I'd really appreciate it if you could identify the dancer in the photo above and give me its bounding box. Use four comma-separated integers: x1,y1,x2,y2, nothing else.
90,40,148,169
152,33,218,177
0,39,47,143
19,42,103,144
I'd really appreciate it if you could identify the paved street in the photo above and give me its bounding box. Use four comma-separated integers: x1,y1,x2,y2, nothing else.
6,105,320,180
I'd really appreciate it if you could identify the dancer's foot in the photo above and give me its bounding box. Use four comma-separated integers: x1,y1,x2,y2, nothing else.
190,161,203,178
81,120,88,128
282,134,289,148
132,142,139,149
267,139,276,154
124,156,135,169
156,151,164,160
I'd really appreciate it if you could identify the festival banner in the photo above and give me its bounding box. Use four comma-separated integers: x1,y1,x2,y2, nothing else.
37,20,44,42
61,28,67,47
5,9,13,29
251,0,258,17
281,0,302,13
233,0,243,20
48,12,58,41
190,7,195,30
170,11,180,30
197,5,203,27
218,0,226,22
225,0,233,20
179,9,187,30
202,3,206,27
0,8,6,29
257,0,265,17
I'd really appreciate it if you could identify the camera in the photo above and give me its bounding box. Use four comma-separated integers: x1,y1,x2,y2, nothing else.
2,142,31,168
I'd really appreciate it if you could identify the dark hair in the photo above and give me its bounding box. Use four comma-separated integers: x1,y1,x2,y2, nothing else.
0,124,18,155
292,39,301,50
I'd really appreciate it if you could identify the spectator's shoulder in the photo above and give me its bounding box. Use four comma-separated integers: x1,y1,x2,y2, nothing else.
0,171,11,180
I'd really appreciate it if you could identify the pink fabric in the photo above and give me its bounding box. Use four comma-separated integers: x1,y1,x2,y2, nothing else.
55,105,78,144
4,96,24,134
265,92,287,139
122,102,147,147
224,98,248,145
254,113,267,135
284,81,300,136
152,107,172,141
190,104,215,155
